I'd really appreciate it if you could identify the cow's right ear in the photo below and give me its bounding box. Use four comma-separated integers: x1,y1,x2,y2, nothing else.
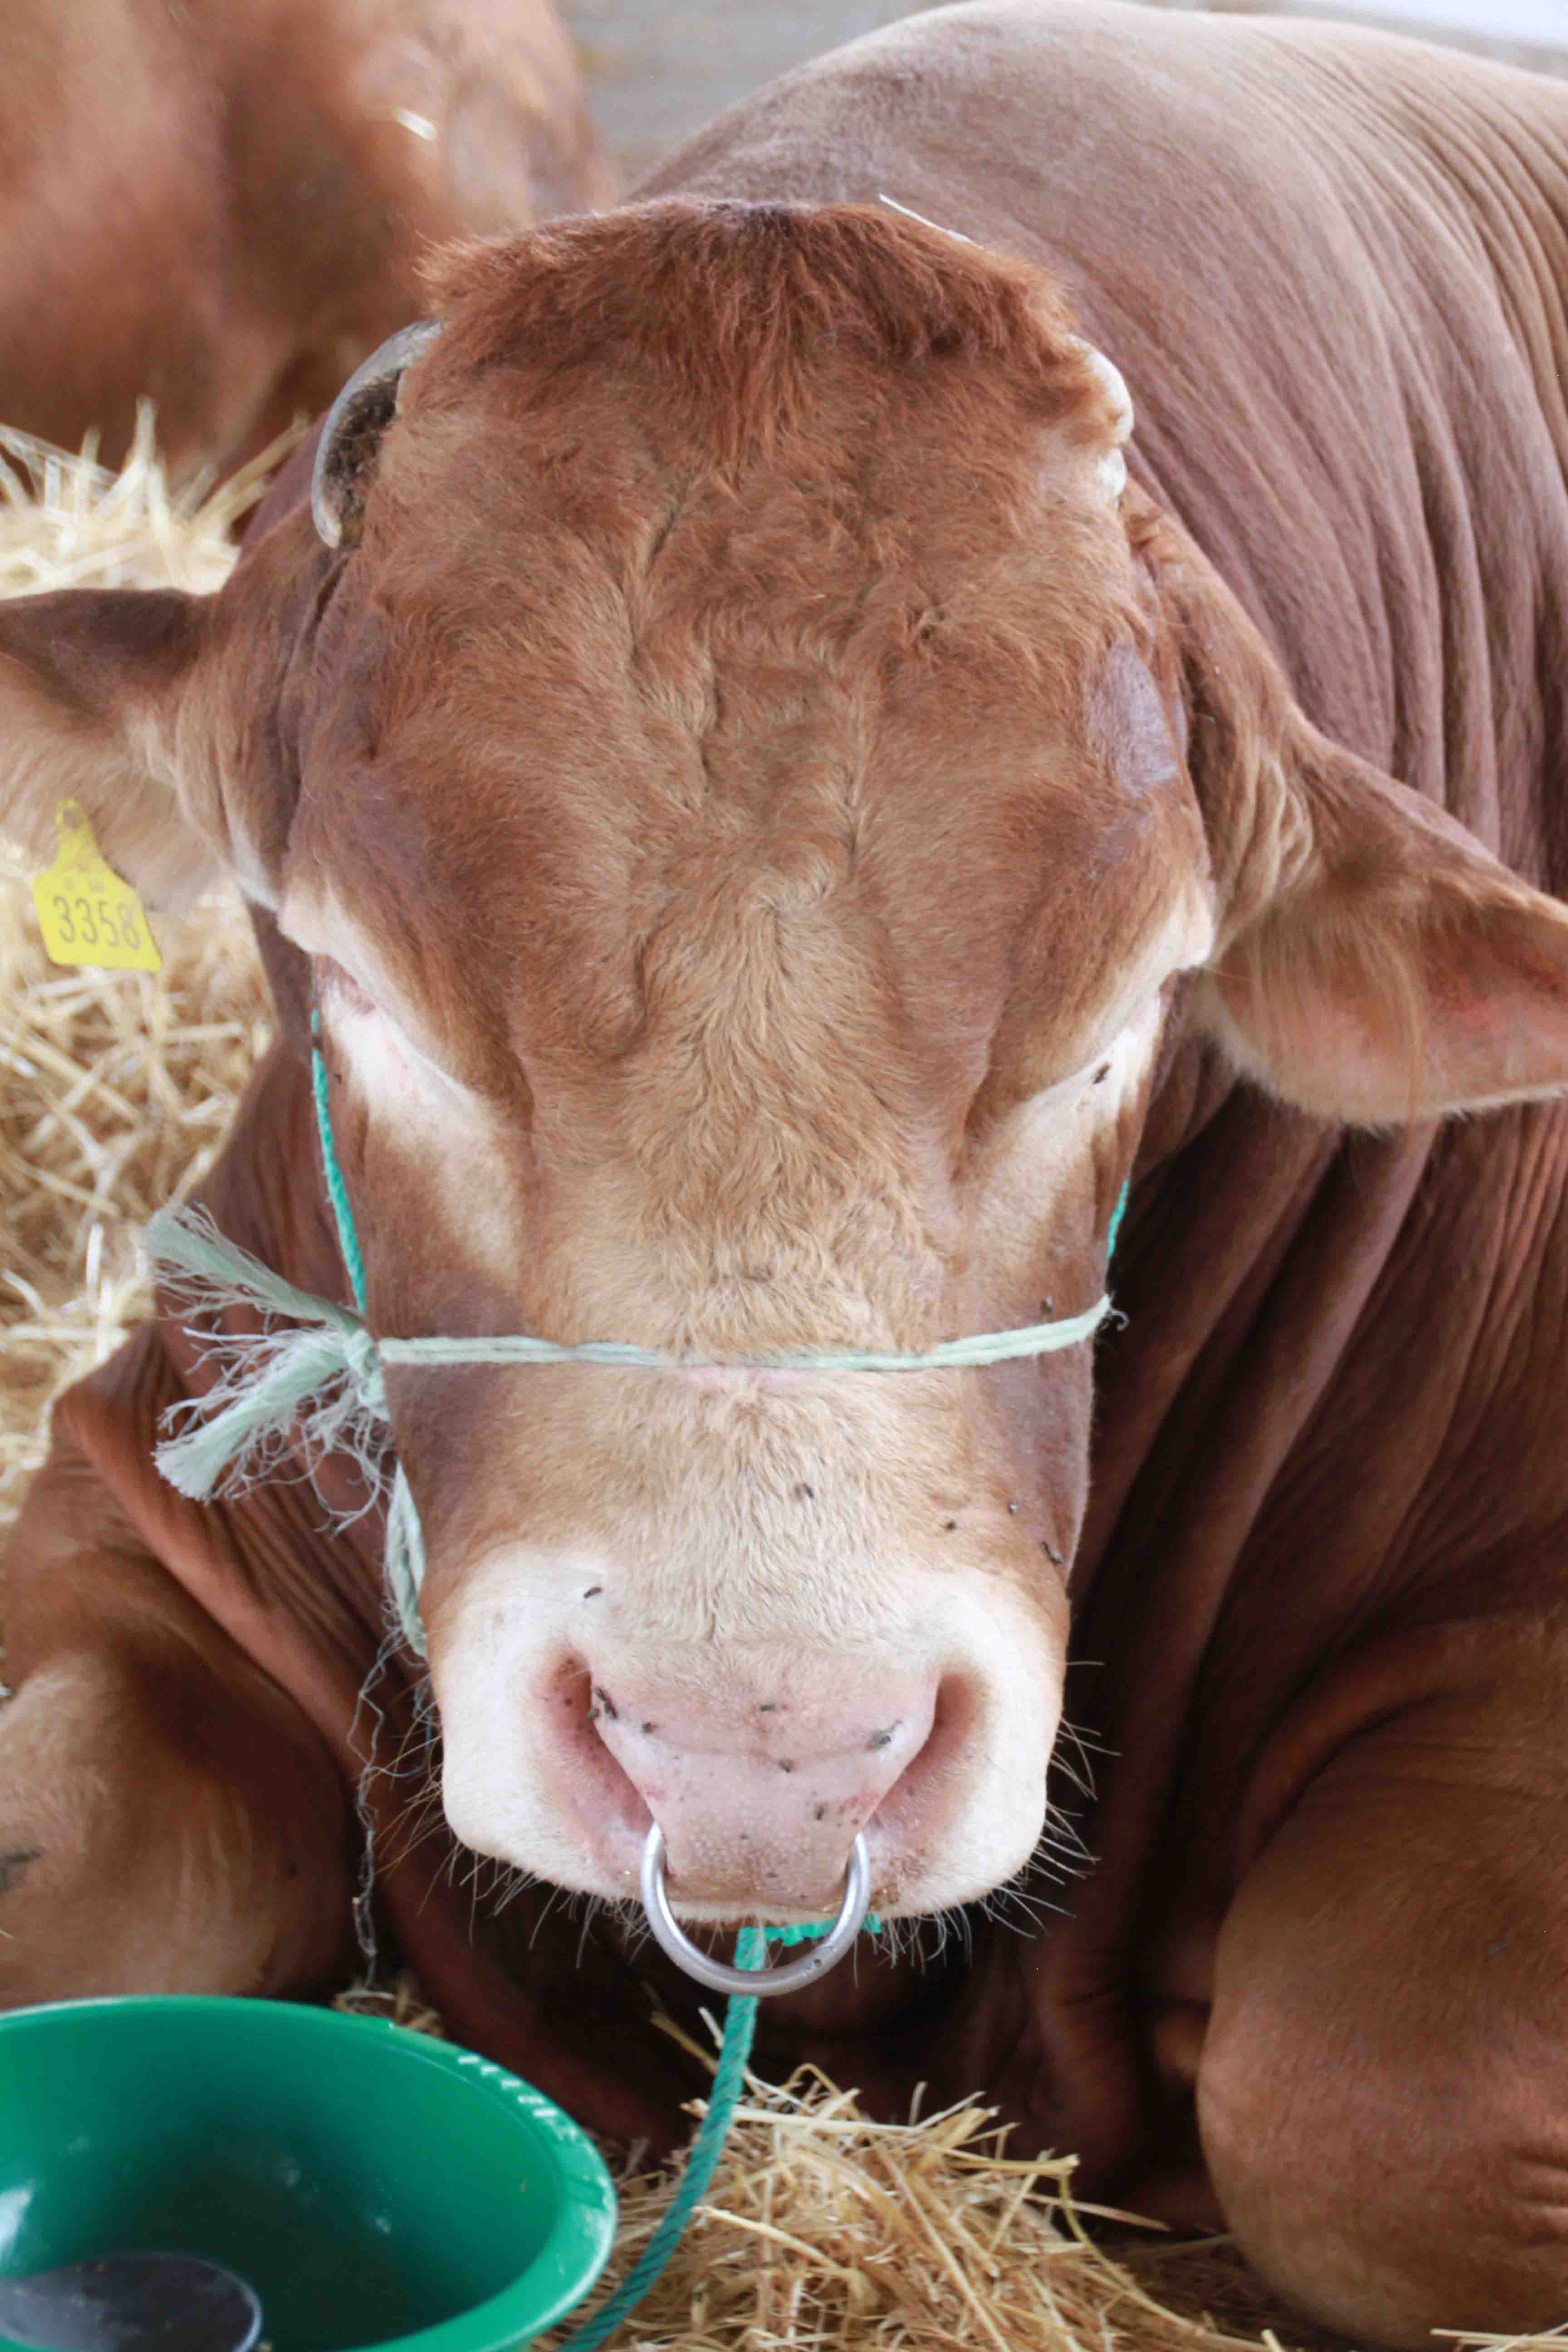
1132,490,1568,1123
0,587,220,905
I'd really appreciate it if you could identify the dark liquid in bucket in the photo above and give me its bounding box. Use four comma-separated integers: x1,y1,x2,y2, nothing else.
0,2003,574,2352
111,2138,462,2349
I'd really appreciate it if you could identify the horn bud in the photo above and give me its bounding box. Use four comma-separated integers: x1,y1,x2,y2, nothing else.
1068,336,1134,505
1098,448,1129,502
311,321,441,549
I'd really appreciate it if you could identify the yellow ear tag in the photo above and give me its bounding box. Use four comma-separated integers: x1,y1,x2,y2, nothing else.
31,801,161,972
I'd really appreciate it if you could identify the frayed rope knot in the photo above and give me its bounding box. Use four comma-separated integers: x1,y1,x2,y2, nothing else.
343,1324,386,1420
146,1204,429,1655
144,1184,1125,1665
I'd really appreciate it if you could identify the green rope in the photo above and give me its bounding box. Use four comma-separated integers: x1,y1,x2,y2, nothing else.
766,1914,880,1945
150,1081,1133,1661
310,1014,368,1316
298,1040,1117,1376
1106,1180,1129,1263
559,1907,898,2346
558,1924,766,2350
307,1028,883,2345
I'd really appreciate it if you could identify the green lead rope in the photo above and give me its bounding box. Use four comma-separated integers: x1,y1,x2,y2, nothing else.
558,1926,767,2350
311,1011,369,1316
559,1909,882,2348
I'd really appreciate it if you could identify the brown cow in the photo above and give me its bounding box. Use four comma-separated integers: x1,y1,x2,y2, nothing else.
5,4,1568,2340
0,0,611,478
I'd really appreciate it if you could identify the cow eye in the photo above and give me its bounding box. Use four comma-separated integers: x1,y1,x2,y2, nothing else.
313,950,484,1104
316,955,378,1020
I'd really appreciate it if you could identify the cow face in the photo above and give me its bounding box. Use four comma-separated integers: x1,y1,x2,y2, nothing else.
277,206,1210,1921
7,202,1568,1925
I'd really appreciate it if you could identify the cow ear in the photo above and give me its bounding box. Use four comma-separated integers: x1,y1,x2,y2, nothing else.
0,587,219,905
1137,495,1568,1123
0,478,322,910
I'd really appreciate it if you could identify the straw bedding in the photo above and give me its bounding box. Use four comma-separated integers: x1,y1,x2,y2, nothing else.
0,422,1540,2352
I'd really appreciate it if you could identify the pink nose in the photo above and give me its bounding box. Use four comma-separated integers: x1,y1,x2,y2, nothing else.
579,1669,940,1911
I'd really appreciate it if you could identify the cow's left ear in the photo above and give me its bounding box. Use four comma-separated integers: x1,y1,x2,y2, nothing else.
1136,493,1568,1123
0,487,322,906
0,587,221,905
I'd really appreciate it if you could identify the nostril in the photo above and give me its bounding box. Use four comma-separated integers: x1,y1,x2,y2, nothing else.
867,1674,970,1841
555,1663,652,1848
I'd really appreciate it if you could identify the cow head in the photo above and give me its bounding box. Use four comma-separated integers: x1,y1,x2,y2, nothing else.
7,202,1568,1926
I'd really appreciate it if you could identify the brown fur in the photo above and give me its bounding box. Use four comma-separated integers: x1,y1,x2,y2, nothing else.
9,6,1568,2339
424,199,1112,463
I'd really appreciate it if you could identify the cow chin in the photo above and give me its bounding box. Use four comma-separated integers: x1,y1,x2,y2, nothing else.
427,1546,1067,1923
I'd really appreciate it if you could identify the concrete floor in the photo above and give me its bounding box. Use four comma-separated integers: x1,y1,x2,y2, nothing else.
559,0,1568,180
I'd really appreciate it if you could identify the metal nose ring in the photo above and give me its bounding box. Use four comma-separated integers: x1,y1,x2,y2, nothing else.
639,1823,872,1997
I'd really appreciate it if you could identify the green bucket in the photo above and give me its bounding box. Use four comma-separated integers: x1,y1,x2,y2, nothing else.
0,1996,617,2352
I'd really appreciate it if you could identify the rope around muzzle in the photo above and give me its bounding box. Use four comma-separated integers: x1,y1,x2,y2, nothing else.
147,1196,1117,1659
147,1039,1127,1663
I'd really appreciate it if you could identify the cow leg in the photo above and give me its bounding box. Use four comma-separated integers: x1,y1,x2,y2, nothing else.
1196,1621,1568,2345
0,1455,354,2004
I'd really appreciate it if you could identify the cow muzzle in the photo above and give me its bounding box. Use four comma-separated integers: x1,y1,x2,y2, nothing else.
431,1553,1065,1926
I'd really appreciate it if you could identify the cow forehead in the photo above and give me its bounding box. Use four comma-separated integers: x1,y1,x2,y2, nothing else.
283,360,1200,1087
287,659,1194,1102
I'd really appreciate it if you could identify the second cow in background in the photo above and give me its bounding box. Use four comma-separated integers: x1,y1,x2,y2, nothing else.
0,0,612,478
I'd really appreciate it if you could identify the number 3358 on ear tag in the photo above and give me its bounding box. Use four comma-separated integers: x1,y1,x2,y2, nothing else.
31,801,162,973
